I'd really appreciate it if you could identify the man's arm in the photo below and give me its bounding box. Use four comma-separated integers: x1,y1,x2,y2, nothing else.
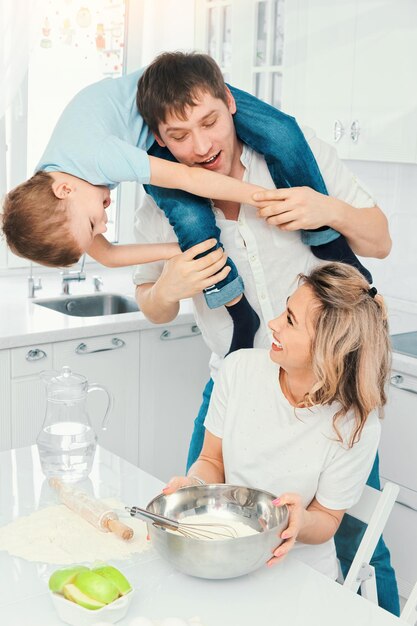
253,187,391,259
136,238,230,324
161,430,225,494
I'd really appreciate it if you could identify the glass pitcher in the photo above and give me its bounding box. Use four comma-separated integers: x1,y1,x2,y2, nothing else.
36,366,112,482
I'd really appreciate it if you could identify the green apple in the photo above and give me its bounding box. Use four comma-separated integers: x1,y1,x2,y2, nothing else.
73,570,119,605
63,583,105,610
92,565,132,595
48,566,89,593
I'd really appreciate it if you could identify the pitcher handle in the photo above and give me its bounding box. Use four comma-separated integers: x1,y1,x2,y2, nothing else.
87,384,113,431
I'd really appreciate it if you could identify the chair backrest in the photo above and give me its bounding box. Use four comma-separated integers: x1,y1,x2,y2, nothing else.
401,581,417,625
343,481,400,593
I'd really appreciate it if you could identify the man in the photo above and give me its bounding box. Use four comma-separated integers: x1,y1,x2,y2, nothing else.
133,52,397,613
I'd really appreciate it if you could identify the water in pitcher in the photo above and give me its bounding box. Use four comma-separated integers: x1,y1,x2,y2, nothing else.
37,421,97,482
37,366,112,482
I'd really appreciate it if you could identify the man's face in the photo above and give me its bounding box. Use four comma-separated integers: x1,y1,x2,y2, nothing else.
155,88,242,178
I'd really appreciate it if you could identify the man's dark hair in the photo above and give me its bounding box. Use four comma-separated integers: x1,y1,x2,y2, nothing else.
137,51,228,135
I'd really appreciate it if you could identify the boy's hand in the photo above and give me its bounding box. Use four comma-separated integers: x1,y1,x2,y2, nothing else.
157,238,231,303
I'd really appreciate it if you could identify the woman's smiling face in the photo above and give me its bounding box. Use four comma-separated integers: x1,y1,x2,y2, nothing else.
268,284,320,374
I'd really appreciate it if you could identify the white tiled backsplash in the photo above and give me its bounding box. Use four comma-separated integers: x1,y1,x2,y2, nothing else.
347,160,417,305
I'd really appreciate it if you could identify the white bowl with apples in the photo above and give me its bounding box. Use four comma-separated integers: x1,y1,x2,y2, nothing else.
48,563,134,626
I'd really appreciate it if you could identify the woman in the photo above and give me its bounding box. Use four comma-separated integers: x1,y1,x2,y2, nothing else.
163,262,391,579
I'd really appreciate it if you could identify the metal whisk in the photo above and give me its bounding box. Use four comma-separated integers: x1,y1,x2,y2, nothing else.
125,505,238,540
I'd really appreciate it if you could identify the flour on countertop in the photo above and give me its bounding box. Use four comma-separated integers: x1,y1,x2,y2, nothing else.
0,498,150,564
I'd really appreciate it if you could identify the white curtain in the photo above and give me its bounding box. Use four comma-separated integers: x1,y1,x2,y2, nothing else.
0,0,45,119
0,0,45,197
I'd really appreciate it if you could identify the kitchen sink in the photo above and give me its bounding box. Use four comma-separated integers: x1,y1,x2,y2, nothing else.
33,293,139,317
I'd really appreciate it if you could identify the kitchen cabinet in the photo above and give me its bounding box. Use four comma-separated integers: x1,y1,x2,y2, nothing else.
282,0,417,163
9,342,53,450
138,322,211,482
0,350,11,450
5,332,140,462
2,320,211,477
379,363,417,599
53,331,141,466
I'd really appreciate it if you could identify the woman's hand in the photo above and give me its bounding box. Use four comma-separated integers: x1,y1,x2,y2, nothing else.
267,492,306,567
162,476,196,495
253,187,334,231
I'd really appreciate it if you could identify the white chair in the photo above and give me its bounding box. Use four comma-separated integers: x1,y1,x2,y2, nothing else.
401,581,417,624
339,481,400,604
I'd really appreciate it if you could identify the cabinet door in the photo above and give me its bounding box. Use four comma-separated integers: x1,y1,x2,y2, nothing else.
138,323,211,482
282,0,355,153
53,331,140,465
283,0,417,163
0,350,11,451
379,369,417,599
350,0,417,162
10,343,52,449
379,370,417,497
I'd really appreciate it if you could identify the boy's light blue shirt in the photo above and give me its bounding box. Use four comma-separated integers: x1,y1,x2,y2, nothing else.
36,70,154,189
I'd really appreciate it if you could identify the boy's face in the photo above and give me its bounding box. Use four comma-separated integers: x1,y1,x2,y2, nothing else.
155,88,242,179
51,173,111,252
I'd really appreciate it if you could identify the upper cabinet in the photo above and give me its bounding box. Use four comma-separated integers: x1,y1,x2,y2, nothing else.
195,0,286,108
282,0,417,163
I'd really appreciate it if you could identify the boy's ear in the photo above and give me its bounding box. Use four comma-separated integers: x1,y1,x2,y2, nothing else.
154,134,166,148
52,180,72,200
225,86,237,115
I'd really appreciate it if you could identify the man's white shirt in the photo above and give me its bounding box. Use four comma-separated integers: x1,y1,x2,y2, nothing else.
133,128,376,379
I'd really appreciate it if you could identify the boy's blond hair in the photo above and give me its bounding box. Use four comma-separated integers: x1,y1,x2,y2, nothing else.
1,171,81,267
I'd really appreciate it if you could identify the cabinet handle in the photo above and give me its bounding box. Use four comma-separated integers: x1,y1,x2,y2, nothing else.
25,348,47,362
160,325,201,341
75,337,126,355
333,120,345,142
390,374,417,395
350,119,360,143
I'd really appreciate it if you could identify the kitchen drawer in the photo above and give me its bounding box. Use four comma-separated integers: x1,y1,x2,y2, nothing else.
11,343,52,378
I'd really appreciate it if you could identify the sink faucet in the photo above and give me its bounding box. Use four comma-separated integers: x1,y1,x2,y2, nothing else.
28,263,42,298
61,254,87,295
93,275,104,292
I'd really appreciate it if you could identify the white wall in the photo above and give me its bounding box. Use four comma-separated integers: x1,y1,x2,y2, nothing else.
347,159,417,306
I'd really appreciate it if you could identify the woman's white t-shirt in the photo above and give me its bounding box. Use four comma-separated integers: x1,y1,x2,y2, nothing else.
204,349,381,579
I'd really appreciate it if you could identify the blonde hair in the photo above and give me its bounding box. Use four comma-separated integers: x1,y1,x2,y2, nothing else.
1,171,81,267
300,262,390,447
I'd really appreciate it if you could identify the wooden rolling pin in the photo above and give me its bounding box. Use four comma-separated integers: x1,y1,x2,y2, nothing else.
49,478,134,540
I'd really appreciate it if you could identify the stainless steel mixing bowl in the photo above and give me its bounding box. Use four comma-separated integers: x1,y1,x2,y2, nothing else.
146,484,288,579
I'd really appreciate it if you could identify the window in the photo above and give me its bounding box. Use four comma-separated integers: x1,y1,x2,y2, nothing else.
195,0,285,105
1,0,139,269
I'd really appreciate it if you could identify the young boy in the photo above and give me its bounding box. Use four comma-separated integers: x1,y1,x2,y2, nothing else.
2,69,266,353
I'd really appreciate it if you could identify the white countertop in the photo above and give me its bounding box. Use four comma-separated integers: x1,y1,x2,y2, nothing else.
1,267,417,355
0,267,195,349
0,445,407,626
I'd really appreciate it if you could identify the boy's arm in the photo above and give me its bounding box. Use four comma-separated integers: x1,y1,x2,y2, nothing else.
87,234,180,268
148,155,266,207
